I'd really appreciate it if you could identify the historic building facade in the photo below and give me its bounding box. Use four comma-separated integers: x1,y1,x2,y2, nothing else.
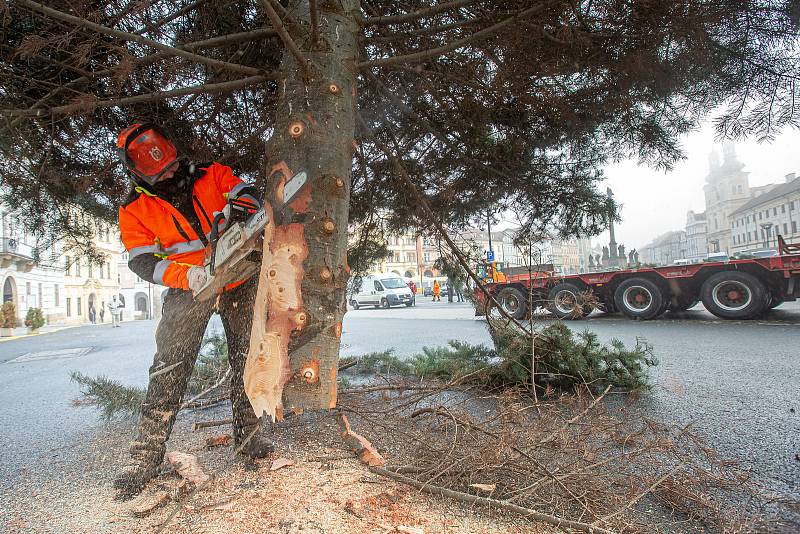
0,208,66,325
640,230,688,266
685,210,708,261
703,144,755,253
62,217,121,324
729,172,800,254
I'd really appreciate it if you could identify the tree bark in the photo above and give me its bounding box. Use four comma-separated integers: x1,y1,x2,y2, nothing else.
244,0,358,421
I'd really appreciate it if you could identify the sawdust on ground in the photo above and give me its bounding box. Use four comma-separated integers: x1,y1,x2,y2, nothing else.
1,406,553,534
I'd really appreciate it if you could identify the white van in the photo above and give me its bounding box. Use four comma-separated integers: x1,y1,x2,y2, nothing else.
349,274,415,309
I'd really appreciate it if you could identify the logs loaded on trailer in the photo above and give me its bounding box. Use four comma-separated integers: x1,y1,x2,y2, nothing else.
476,247,800,321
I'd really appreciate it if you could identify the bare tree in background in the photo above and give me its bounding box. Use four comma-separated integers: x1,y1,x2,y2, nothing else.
2,0,799,411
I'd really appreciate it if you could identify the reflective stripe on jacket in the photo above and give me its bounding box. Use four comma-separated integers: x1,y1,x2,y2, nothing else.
119,162,245,289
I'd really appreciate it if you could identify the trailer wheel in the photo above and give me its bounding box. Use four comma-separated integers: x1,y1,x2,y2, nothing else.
701,271,767,319
614,278,665,320
547,283,586,319
496,287,528,320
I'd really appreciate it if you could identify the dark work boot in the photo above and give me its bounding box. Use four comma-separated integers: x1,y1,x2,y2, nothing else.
113,462,160,499
234,424,274,459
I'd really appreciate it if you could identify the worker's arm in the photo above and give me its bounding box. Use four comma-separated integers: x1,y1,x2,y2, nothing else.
119,207,191,290
206,162,260,211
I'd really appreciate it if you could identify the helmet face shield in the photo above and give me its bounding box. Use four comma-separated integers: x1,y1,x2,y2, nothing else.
116,124,178,185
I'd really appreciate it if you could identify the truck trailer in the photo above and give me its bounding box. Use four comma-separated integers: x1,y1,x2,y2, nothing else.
475,236,800,321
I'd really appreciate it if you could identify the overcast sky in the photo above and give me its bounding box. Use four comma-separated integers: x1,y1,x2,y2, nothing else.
595,122,800,250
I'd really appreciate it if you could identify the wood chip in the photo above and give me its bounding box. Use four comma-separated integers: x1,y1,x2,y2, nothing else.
129,491,171,517
469,483,497,492
270,457,296,471
397,527,424,534
337,414,385,467
205,434,232,448
166,451,210,486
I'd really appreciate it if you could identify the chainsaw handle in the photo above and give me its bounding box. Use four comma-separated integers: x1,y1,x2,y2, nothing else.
209,211,226,243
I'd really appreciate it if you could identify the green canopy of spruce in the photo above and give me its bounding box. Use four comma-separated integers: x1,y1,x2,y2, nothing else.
490,322,658,391
346,323,657,392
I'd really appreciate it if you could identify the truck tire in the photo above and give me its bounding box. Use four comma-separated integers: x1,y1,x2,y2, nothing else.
701,271,767,319
381,298,390,309
614,278,665,320
547,283,586,319
497,287,528,320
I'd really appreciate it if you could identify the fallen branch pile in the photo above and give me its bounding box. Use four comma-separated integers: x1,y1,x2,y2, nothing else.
338,380,784,533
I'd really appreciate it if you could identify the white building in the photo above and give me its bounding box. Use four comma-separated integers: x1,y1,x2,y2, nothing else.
703,144,753,254
0,210,66,325
640,231,688,266
62,216,121,324
118,249,164,321
729,172,800,254
685,210,708,261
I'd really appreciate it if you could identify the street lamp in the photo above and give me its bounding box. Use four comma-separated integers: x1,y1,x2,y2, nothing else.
760,222,773,249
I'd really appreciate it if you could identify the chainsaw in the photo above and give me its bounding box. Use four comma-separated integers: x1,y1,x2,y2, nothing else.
193,170,308,301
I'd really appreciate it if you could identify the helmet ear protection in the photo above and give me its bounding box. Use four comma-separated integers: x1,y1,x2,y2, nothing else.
116,123,180,186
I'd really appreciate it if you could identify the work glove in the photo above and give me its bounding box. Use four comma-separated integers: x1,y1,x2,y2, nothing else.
187,266,208,294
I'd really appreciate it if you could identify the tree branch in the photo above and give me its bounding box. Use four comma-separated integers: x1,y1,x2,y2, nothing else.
370,466,616,534
16,0,263,76
257,0,311,81
309,0,321,46
1,75,274,117
363,0,477,27
359,2,549,68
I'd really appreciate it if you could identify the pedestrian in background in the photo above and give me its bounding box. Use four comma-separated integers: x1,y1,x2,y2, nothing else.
433,280,441,302
108,296,120,328
99,302,105,323
88,303,96,324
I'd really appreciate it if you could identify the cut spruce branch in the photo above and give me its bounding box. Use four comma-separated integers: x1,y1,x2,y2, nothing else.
362,0,477,27
16,0,264,77
370,466,617,534
359,2,550,68
1,75,274,117
257,0,311,81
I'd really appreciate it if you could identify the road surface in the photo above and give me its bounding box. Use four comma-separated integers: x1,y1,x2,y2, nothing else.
0,299,797,530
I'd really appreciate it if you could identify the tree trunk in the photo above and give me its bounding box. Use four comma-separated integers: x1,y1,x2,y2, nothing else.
244,0,359,421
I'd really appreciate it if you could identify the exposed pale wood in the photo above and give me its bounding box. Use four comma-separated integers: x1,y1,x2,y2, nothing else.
338,414,385,466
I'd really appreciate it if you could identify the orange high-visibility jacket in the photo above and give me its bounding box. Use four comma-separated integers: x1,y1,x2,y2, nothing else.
119,162,256,290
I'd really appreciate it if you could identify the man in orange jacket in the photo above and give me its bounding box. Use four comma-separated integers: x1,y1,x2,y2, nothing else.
113,124,272,497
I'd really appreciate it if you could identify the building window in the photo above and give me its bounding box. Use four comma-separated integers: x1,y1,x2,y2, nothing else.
77,297,82,316
106,263,111,279
75,259,81,277
790,201,796,211
38,283,42,308
65,256,71,276
26,282,31,295
793,221,798,234
88,261,93,279
759,212,763,220
773,207,778,216
54,285,59,307
784,223,789,235
66,297,71,317
782,205,786,214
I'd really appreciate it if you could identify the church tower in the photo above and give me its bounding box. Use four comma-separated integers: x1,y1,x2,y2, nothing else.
703,143,750,253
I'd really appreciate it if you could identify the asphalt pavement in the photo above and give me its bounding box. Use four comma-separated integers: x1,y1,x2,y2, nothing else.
0,298,797,527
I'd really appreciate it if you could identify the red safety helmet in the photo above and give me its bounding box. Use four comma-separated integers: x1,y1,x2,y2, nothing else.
116,123,178,185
